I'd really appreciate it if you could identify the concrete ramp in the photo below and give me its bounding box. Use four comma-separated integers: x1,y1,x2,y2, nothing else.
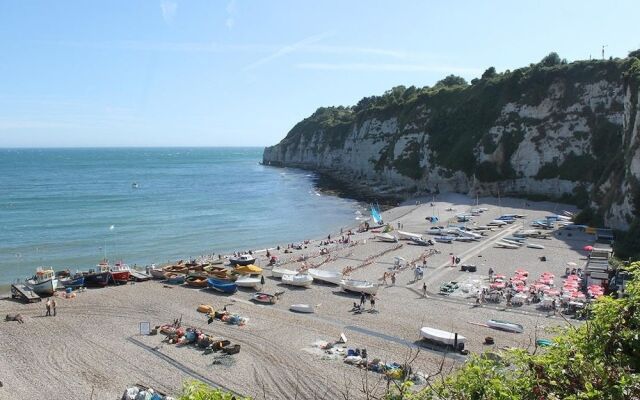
11,284,41,302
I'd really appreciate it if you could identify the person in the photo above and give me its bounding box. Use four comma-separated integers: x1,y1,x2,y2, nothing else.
422,282,427,298
51,298,57,316
45,298,51,317
360,292,366,307
382,272,388,285
488,267,494,281
260,275,265,287
370,295,376,310
391,273,396,286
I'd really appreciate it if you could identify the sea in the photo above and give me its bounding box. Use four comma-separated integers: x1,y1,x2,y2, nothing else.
0,147,365,284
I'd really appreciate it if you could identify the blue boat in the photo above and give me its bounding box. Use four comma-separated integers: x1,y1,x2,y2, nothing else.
207,278,238,294
60,275,85,288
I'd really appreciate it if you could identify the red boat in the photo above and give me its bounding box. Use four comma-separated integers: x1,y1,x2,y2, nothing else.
110,261,131,284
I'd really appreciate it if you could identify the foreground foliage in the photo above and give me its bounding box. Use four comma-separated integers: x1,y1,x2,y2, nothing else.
178,380,249,400
388,262,640,400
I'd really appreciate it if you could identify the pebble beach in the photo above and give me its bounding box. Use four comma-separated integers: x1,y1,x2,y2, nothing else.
0,193,592,400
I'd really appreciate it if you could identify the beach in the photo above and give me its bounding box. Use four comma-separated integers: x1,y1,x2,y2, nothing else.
0,193,590,400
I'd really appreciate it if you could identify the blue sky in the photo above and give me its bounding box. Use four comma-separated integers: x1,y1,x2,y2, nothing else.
1,0,638,147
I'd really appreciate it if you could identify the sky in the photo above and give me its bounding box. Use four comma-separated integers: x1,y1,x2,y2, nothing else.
0,0,639,148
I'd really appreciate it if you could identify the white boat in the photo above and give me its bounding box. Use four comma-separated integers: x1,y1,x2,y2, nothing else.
375,233,398,242
487,220,507,226
487,319,524,333
434,236,455,243
271,267,299,278
281,273,313,287
228,254,256,266
501,239,524,246
526,243,545,249
340,279,378,295
307,269,342,285
397,230,423,241
235,275,261,288
495,241,519,249
419,327,466,350
454,228,482,239
410,237,433,246
149,266,166,279
290,304,314,313
27,268,58,296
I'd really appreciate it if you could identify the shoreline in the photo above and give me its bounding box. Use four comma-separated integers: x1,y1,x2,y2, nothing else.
0,193,592,399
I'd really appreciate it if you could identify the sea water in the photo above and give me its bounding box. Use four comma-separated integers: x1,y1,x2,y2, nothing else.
0,148,364,284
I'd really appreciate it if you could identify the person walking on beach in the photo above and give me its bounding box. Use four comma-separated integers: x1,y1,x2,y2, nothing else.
370,295,376,310
51,298,57,316
422,282,427,298
45,298,51,317
360,292,366,307
391,273,396,286
488,267,494,281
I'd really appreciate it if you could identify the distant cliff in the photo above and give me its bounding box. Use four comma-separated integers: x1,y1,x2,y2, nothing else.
264,53,640,232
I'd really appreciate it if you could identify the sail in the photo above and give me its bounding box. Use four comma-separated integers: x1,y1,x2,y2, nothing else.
370,204,383,225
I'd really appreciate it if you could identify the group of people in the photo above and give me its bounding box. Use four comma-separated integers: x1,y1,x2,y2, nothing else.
354,291,376,312
381,271,397,286
45,298,57,317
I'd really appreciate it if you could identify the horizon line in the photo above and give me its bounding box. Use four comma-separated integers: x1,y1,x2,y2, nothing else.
0,145,270,150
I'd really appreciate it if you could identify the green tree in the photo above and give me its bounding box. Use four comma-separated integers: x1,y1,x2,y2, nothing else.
435,74,468,87
540,52,562,67
481,66,497,79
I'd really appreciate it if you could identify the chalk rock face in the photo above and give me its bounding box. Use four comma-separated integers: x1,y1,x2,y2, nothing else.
264,58,640,230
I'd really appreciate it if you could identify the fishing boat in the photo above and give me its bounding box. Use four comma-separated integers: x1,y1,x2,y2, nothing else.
526,243,545,249
307,269,342,285
271,267,298,278
289,304,314,313
164,272,186,284
228,254,256,266
184,275,208,288
27,268,58,296
207,277,237,294
375,233,398,242
397,230,423,241
251,292,282,304
340,279,378,295
281,273,313,287
84,261,112,287
434,236,455,243
495,241,520,249
235,275,261,288
419,327,466,350
487,319,524,333
234,264,262,275
110,261,131,284
59,274,85,289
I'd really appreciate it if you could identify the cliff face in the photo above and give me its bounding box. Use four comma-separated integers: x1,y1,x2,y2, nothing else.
264,57,640,230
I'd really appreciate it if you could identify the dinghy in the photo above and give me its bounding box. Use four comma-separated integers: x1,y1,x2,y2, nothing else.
487,220,507,226
375,233,398,242
281,273,313,287
149,266,166,279
184,275,208,288
307,269,342,285
495,241,519,249
420,327,466,350
251,292,282,304
487,319,524,333
434,236,455,243
410,237,432,246
289,304,314,313
207,277,238,294
526,243,545,249
235,275,261,288
397,230,423,241
271,267,298,278
501,239,524,246
164,272,186,284
340,279,378,295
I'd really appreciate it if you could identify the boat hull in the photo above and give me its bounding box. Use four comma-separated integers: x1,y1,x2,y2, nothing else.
290,304,314,313
235,277,260,288
340,280,378,295
29,278,58,296
487,319,524,333
229,257,256,266
150,269,166,279
110,271,130,284
271,268,298,278
207,278,238,293
60,276,84,288
281,274,313,287
307,269,341,285
420,327,465,350
84,272,111,287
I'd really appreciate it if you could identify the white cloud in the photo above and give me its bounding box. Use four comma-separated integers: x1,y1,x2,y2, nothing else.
295,62,482,75
243,31,334,71
160,0,177,24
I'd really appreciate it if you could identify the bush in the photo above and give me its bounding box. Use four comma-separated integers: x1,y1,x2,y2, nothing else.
178,380,249,400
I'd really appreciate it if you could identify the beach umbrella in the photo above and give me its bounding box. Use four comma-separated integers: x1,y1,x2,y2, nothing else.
583,245,594,251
